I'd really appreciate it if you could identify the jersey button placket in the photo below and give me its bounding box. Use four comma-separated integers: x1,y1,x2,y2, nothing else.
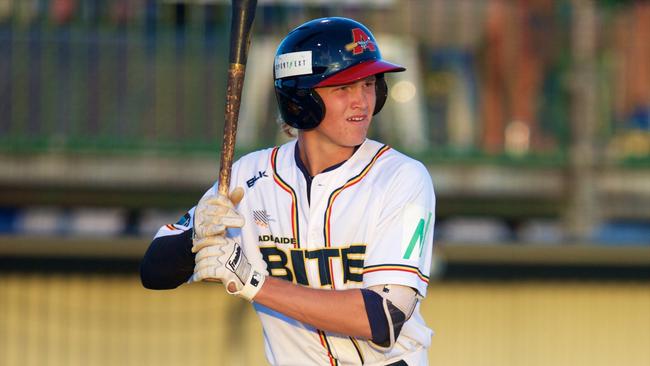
308,175,324,243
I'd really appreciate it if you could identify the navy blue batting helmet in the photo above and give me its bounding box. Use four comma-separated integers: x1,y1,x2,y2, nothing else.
274,17,406,130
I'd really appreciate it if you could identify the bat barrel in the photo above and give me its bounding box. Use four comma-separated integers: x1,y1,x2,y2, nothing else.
229,0,258,65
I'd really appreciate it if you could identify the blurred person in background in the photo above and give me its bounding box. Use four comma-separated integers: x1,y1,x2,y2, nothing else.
141,17,436,366
480,0,559,155
614,1,650,131
606,1,650,159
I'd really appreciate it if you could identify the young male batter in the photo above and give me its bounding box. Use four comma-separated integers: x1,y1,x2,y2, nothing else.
141,17,436,366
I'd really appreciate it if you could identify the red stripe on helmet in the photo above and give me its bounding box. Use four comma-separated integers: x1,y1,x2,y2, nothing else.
315,59,405,87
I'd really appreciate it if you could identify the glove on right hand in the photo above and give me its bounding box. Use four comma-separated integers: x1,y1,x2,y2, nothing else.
191,237,266,302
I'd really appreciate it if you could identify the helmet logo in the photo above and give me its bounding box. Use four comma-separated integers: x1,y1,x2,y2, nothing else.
345,28,376,55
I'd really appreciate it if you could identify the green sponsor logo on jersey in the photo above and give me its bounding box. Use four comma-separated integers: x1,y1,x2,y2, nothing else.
403,212,432,260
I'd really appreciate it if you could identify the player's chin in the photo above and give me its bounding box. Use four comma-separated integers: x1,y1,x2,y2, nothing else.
343,132,368,147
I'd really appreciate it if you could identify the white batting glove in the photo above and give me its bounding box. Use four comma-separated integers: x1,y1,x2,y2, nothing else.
193,187,245,250
191,237,266,302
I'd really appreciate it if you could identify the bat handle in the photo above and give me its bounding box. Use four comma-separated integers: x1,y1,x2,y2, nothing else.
218,62,245,197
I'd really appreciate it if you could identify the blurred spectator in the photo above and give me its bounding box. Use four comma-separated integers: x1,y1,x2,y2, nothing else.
614,1,650,131
480,0,559,155
0,0,11,23
51,0,76,25
110,0,142,25
17,0,41,25
607,1,650,160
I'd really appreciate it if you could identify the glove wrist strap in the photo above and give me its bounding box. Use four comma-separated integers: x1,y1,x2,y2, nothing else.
232,270,266,302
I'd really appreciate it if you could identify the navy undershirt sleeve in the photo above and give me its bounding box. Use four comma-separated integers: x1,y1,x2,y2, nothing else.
361,288,390,346
140,229,195,290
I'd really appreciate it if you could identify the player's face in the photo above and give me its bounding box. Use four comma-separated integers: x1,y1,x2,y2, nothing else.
312,76,377,149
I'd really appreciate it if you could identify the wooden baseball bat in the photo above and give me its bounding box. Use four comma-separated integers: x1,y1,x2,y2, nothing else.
218,0,258,196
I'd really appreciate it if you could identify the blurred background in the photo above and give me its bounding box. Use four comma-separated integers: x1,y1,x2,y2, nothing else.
1,0,649,365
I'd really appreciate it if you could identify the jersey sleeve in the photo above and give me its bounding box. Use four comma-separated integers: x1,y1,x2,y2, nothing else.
140,208,196,289
363,161,436,297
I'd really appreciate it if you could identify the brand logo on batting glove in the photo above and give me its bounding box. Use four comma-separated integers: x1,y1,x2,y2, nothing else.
227,246,242,273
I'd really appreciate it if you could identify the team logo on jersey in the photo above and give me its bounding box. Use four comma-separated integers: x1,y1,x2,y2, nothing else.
260,244,366,286
253,210,274,228
258,234,296,245
345,28,376,55
247,170,268,188
402,204,433,261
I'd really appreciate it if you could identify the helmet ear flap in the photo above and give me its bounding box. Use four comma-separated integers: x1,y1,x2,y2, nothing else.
373,74,388,116
274,83,325,129
308,89,326,129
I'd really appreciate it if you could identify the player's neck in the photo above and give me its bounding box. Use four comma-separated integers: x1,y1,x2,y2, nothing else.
297,137,355,177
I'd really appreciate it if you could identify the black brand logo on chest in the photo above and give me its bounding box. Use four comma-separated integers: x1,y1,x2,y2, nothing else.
247,170,268,188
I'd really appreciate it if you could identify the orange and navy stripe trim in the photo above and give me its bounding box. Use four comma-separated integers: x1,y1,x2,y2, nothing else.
363,263,430,284
165,224,177,231
349,337,364,364
317,330,338,366
270,146,300,248
323,144,390,248
322,144,390,289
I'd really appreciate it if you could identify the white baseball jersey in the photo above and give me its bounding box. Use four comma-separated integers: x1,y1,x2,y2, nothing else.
199,139,435,365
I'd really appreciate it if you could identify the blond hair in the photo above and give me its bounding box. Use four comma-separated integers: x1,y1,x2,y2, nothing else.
278,116,297,138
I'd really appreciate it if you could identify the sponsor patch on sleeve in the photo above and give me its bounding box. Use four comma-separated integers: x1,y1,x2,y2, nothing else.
401,204,433,261
274,51,312,79
176,212,192,227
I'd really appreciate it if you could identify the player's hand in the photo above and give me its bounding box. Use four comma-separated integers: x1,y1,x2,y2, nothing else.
192,187,245,249
191,237,266,302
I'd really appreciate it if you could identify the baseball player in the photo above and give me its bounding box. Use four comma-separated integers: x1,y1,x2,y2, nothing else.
141,17,436,366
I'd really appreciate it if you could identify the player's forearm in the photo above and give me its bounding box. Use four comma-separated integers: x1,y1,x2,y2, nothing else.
254,276,372,339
